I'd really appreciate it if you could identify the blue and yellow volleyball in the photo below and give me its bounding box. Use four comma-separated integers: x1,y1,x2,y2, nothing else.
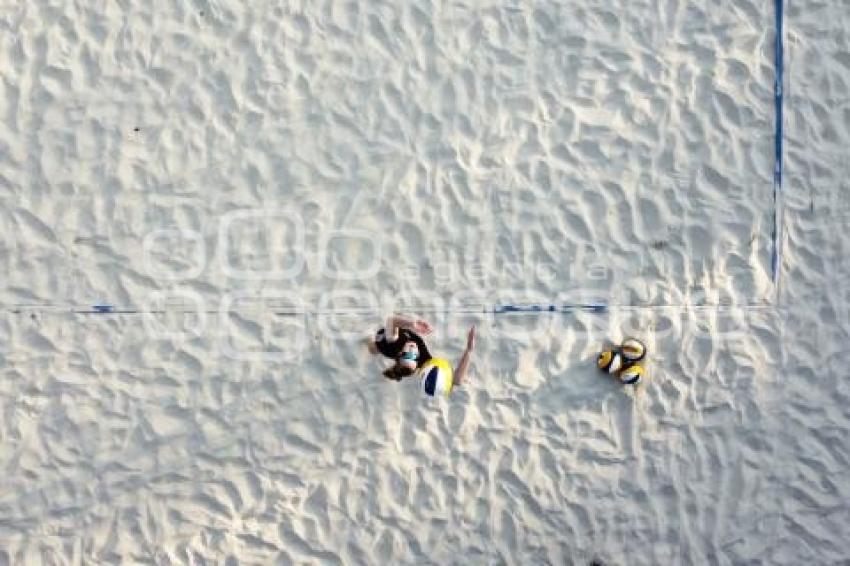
597,349,623,374
619,363,644,385
620,338,647,363
420,358,453,397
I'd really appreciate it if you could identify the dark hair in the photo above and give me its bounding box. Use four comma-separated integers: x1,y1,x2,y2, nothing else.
382,364,415,381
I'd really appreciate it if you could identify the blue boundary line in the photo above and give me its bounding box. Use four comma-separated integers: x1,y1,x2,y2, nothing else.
8,303,612,315
771,0,784,284
2,302,786,316
493,303,608,314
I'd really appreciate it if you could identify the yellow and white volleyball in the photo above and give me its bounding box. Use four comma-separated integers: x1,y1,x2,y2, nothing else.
420,358,454,397
597,349,623,374
618,363,644,385
620,338,647,363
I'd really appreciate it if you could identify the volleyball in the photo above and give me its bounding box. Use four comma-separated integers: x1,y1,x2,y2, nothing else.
597,349,623,374
420,358,454,397
620,338,647,363
619,363,644,385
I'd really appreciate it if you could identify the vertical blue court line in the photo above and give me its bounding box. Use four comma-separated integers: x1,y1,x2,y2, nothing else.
771,0,784,287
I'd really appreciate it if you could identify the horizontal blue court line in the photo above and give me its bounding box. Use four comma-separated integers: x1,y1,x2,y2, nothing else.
0,302,780,316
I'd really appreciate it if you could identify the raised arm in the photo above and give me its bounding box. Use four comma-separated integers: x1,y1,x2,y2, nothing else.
453,326,476,387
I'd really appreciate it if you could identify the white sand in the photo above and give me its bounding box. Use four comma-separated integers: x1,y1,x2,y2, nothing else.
1,0,848,563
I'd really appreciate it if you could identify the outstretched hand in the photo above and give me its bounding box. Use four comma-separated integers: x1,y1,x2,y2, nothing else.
412,319,433,335
466,325,476,350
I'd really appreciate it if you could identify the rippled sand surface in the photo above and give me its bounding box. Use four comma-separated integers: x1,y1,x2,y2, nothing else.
1,0,848,563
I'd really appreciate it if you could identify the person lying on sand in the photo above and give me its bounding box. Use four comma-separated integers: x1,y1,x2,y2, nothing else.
368,314,475,386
